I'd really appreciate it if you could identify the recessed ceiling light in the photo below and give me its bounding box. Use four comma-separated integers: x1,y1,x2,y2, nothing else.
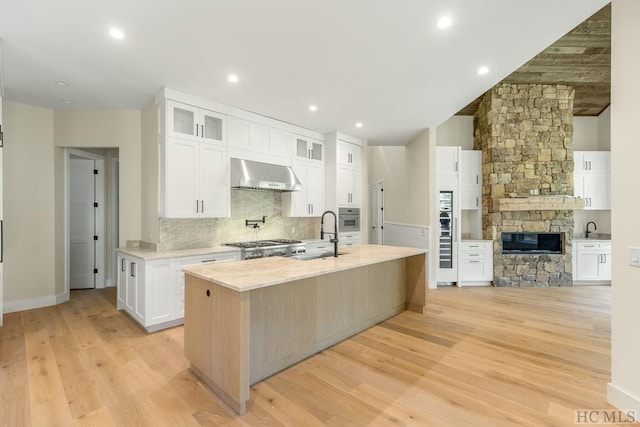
109,28,124,39
61,99,74,104
437,16,452,29
228,74,239,83
309,105,318,112
478,66,489,75
55,80,70,86
355,122,363,128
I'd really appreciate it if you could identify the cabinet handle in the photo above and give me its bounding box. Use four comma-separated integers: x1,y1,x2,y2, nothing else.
310,204,313,214
476,175,479,185
196,200,199,213
206,289,210,297
589,161,592,170
130,262,136,277
121,258,126,272
196,123,199,137
201,200,204,213
469,254,480,257
469,245,479,248
455,161,458,172
476,197,479,207
201,259,217,263
469,260,480,263
201,124,204,138
454,218,458,242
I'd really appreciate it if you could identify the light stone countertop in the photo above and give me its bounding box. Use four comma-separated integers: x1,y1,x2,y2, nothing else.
183,244,427,292
117,246,241,261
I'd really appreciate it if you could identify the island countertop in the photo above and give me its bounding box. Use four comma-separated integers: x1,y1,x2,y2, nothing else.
117,245,241,261
182,244,427,292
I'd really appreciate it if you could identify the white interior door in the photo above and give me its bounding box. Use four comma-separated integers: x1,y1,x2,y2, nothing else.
70,158,96,289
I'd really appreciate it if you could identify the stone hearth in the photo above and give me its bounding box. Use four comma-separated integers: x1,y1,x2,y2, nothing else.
474,83,576,287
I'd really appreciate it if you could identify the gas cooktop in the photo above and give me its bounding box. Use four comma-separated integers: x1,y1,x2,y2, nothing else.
224,239,303,249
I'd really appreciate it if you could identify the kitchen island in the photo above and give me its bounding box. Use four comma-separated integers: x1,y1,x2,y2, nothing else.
182,244,427,414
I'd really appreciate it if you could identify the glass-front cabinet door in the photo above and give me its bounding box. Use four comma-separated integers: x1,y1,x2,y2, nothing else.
294,135,323,163
167,100,225,145
201,110,225,144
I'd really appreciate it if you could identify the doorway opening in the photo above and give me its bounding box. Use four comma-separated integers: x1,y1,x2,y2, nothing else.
66,148,119,292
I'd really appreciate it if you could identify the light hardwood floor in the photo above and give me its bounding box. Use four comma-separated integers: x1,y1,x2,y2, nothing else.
0,285,612,426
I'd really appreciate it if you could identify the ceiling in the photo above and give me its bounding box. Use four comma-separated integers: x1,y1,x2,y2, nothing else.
0,0,610,146
457,3,611,117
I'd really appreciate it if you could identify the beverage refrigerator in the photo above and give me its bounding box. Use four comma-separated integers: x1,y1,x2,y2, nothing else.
436,174,460,284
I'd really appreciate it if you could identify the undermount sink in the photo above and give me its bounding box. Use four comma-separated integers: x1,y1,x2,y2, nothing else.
290,251,348,261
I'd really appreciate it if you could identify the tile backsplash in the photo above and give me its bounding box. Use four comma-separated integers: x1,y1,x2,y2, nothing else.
158,190,321,250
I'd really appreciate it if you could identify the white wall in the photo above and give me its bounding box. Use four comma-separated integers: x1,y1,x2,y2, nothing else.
141,102,158,244
3,104,142,312
54,109,142,247
368,129,436,285
598,106,611,150
3,103,57,307
608,0,640,411
368,145,410,223
435,116,474,149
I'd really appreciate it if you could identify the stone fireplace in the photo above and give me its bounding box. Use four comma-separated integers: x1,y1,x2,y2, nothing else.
473,83,581,287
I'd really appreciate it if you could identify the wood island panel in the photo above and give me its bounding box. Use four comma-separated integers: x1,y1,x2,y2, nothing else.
183,248,427,415
249,259,406,384
184,275,250,414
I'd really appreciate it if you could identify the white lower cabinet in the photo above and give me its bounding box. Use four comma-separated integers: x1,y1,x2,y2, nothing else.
573,240,611,283
458,240,493,286
339,232,361,247
174,252,239,318
117,250,240,332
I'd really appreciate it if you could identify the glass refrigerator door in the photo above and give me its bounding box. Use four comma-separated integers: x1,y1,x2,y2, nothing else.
439,191,453,269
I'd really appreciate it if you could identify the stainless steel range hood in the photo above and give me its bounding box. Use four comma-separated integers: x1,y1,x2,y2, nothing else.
230,158,302,192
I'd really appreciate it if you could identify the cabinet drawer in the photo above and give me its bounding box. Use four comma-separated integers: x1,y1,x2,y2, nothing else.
460,251,489,261
177,251,239,267
575,241,611,252
460,241,492,251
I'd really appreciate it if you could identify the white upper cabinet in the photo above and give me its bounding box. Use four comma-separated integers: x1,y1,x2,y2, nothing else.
294,135,324,163
161,137,229,218
227,117,291,159
337,140,361,169
283,135,325,217
283,160,324,217
575,151,610,173
460,150,482,210
166,100,225,145
337,165,361,207
436,146,460,175
574,151,611,210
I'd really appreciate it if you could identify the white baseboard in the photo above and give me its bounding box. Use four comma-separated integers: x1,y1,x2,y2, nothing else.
608,382,640,411
4,291,69,314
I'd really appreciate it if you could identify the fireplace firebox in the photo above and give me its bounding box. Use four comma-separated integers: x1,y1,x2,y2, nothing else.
501,232,564,255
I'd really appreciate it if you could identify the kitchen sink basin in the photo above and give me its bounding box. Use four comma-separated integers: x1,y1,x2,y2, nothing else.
290,251,347,261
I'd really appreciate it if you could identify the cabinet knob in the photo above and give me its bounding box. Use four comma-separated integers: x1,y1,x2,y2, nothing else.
206,289,211,297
